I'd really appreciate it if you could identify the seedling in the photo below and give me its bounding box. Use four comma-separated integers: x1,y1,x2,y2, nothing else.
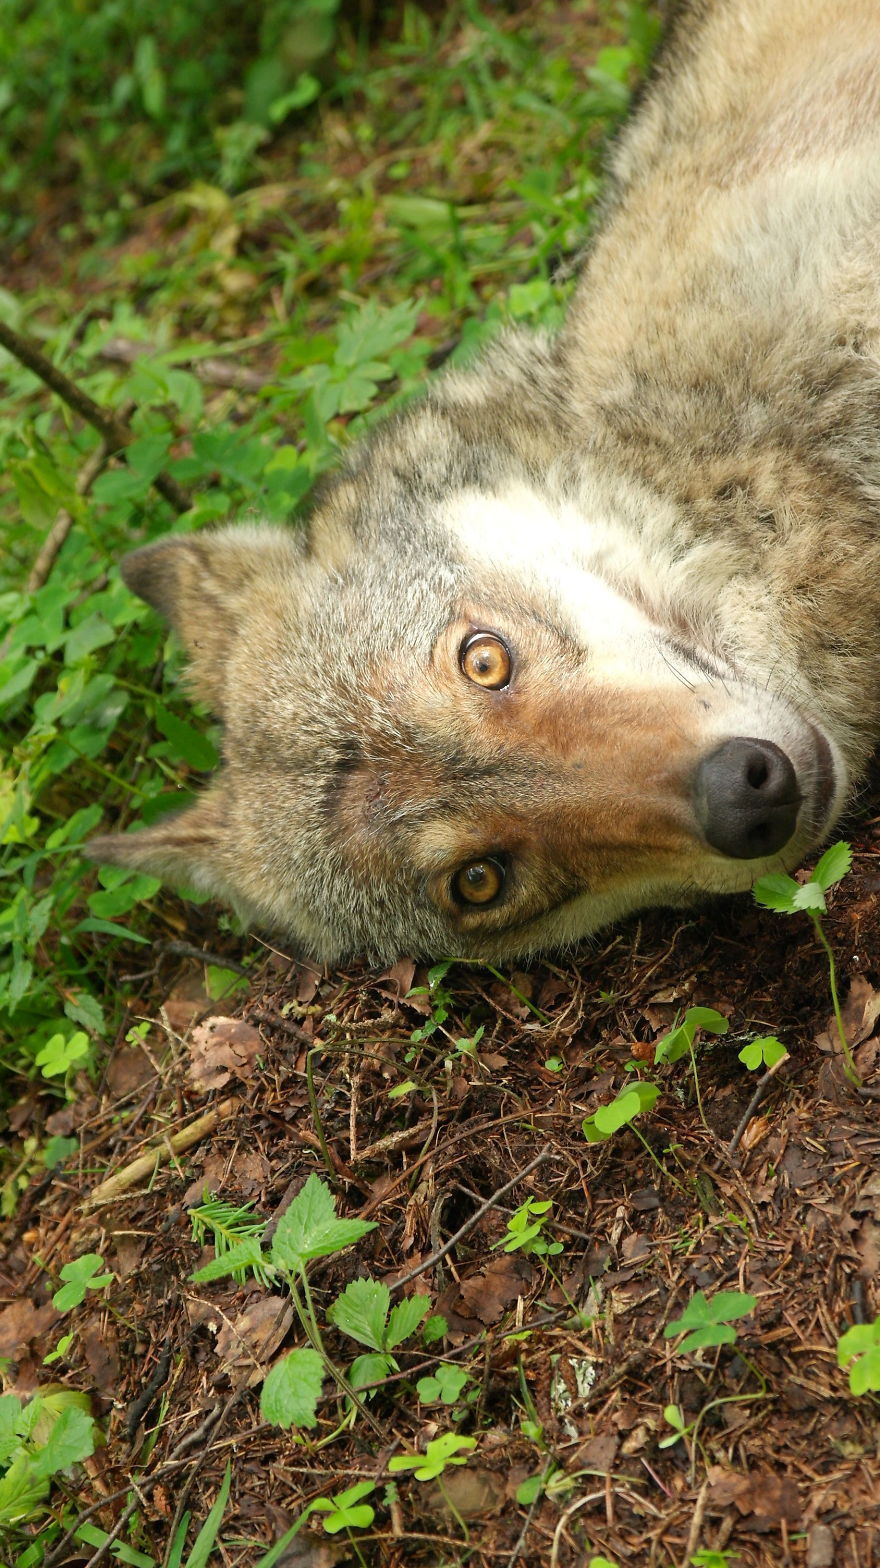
837,1316,880,1395
303,1480,376,1534
691,1553,737,1568
654,1007,728,1065
0,1388,97,1531
51,1253,114,1312
738,1035,788,1071
327,1277,430,1395
494,1197,564,1256
665,1289,757,1353
189,1194,272,1286
417,1363,473,1406
388,1431,476,1481
582,1081,659,1143
192,1173,377,1431
753,841,858,1082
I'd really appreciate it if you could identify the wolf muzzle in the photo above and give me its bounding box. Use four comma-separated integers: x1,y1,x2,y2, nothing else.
694,737,800,859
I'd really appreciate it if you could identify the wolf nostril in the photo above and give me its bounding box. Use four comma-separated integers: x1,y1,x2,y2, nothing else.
695,737,800,859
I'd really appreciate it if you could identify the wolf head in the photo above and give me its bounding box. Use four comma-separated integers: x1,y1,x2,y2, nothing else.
87,333,846,964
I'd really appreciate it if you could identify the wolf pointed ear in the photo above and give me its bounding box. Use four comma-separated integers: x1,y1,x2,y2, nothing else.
121,525,300,710
85,790,232,903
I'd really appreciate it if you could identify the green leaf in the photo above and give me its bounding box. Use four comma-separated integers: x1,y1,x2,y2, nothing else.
35,1030,90,1079
582,1081,660,1142
837,1316,880,1393
752,873,800,912
52,1253,114,1312
386,1293,430,1350
183,1461,231,1568
191,1238,267,1283
260,1347,324,1429
327,1278,389,1351
30,1405,96,1477
738,1035,788,1071
665,1290,757,1351
270,1174,376,1272
154,706,219,772
388,1432,476,1481
791,881,826,913
335,299,419,367
811,840,852,892
348,1351,394,1393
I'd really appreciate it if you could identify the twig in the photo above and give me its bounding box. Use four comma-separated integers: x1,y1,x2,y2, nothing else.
26,435,115,593
388,1146,553,1292
98,335,270,392
728,1055,788,1155
0,317,191,513
85,1096,239,1207
684,1478,710,1560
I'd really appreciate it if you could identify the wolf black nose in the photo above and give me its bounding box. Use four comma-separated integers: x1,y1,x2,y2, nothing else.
695,738,800,859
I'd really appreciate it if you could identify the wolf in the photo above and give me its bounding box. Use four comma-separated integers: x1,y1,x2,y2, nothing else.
89,0,880,966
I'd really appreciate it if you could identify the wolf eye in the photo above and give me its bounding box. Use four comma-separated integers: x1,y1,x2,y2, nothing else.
460,632,511,690
452,857,506,906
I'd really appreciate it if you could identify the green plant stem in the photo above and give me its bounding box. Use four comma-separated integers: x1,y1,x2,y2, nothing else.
289,1268,387,1442
810,913,860,1084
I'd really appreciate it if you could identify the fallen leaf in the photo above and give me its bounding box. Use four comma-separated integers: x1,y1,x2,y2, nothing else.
215,1295,294,1388
840,975,880,1046
0,1298,59,1359
806,1523,836,1568
80,1314,120,1398
188,1016,262,1090
425,1467,505,1518
458,1255,531,1324
105,1041,156,1098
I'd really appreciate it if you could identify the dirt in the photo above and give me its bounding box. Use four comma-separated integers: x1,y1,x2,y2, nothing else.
5,765,879,1568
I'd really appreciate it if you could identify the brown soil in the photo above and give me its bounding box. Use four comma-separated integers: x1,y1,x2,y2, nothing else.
5,767,880,1568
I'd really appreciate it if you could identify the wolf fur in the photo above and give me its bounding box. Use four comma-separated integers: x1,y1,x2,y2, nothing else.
88,0,880,964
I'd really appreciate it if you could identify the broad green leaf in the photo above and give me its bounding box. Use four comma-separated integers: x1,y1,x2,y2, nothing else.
30,1405,95,1477
327,1278,389,1351
270,1174,376,1271
684,1007,728,1035
348,1351,393,1393
53,1253,114,1311
752,873,800,912
584,1082,660,1141
738,1036,787,1071
154,706,219,772
260,1347,324,1429
791,881,826,913
811,841,852,892
675,1324,737,1354
385,1293,430,1350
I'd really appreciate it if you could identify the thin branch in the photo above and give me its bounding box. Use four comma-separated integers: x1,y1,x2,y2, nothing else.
99,335,270,392
0,317,191,514
727,1054,788,1155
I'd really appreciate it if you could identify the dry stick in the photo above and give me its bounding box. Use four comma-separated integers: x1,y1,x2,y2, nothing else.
727,1054,789,1155
85,1096,239,1208
388,1146,552,1293
26,436,114,593
99,335,270,393
0,317,191,514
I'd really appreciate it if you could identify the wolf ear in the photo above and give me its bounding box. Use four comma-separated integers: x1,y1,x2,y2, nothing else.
85,790,232,902
121,525,300,710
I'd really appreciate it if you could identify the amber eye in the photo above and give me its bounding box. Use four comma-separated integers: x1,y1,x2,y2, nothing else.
460,632,512,690
452,857,507,907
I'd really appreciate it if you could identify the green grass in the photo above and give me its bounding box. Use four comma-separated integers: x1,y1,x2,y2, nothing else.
0,1,660,1142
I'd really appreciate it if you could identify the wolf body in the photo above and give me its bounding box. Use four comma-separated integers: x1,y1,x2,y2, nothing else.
90,0,880,963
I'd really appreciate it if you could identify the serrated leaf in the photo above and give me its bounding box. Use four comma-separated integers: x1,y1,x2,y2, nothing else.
386,1293,430,1349
260,1347,324,1429
791,881,826,912
811,840,852,891
752,873,800,912
270,1174,376,1272
30,1406,96,1477
327,1278,389,1350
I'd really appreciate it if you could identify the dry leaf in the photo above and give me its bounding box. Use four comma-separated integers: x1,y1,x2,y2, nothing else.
0,1298,59,1359
425,1467,506,1518
80,1313,120,1398
458,1255,531,1325
189,1016,262,1091
215,1295,294,1388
